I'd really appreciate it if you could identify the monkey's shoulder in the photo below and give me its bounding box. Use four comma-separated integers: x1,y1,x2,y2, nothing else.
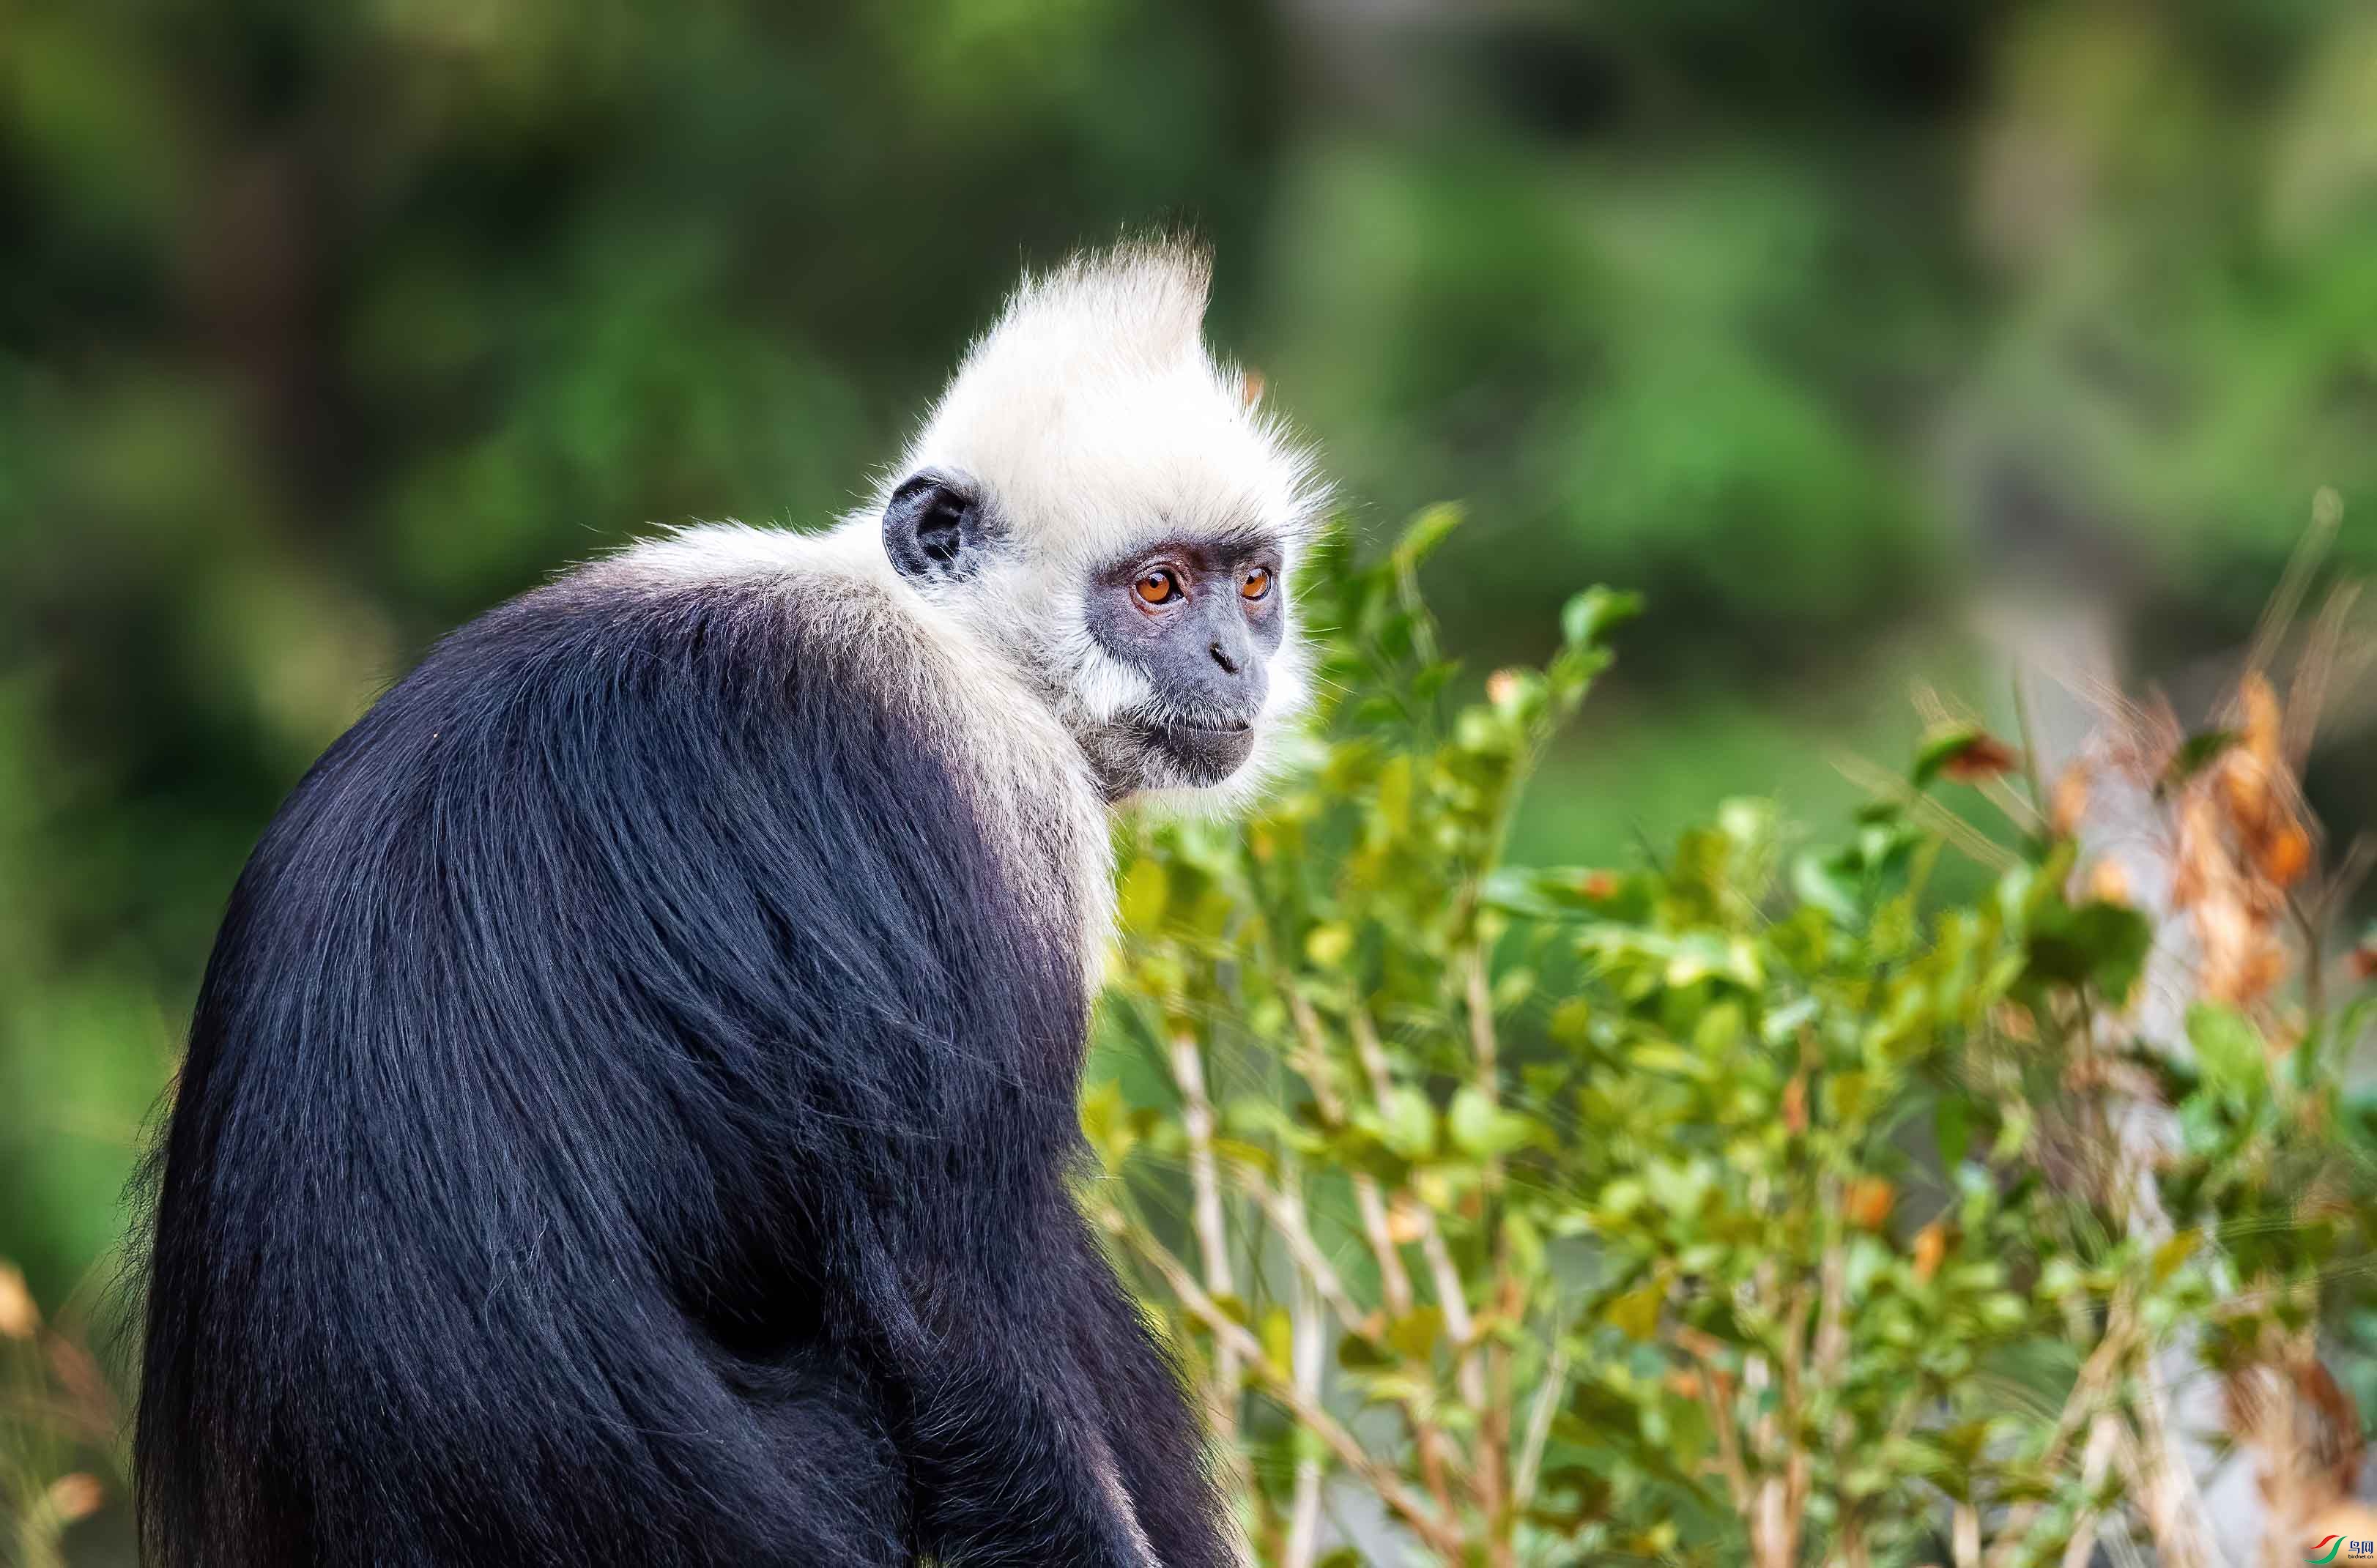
256,521,1099,936
327,524,974,780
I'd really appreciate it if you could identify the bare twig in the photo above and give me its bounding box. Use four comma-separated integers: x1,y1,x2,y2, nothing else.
2129,1335,2212,1568
1280,1159,1327,1568
1228,1166,1370,1337
1511,1340,1571,1513
1110,1211,1467,1561
2283,579,2362,768
1686,1356,1755,1517
1283,990,1459,1512
1461,951,1517,1567
1417,1227,1480,1389
1168,1029,1240,1444
1951,1503,1981,1568
1984,1301,2133,1567
2245,491,2338,683
2058,1411,2121,1568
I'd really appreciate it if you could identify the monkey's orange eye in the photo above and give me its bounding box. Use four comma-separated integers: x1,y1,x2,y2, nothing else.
1241,567,1273,601
1135,570,1180,606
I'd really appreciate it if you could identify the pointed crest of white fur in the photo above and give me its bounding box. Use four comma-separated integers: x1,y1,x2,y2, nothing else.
887,239,1328,565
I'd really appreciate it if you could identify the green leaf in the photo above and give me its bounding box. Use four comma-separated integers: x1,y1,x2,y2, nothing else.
1913,725,1983,787
1935,1094,1970,1171
1261,1306,1294,1375
1604,1279,1665,1342
1117,856,1168,935
2151,1230,2201,1285
1303,923,1354,969
1448,1085,1535,1156
1502,1211,1546,1280
1627,1042,1712,1081
1375,754,1413,835
1387,1305,1445,1359
2023,897,2152,1003
2186,1003,2267,1103
1380,1086,1437,1159
1390,503,1464,570
1561,584,1645,649
1643,1157,1713,1217
1792,847,1862,924
1078,1079,1135,1172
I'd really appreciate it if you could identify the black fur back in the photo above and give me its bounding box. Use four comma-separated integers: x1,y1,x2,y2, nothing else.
136,565,1226,1567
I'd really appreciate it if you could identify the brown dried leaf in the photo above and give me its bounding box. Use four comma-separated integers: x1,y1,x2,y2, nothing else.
2050,762,2093,838
44,1473,103,1525
2240,672,2283,769
1844,1177,1896,1232
2085,859,2131,907
0,1261,37,1339
1939,732,2021,784
2258,822,2313,888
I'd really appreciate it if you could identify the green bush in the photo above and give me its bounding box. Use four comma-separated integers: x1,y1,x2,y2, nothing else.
1097,511,2377,1565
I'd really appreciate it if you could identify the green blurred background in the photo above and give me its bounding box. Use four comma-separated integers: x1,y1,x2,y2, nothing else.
4,0,2376,1544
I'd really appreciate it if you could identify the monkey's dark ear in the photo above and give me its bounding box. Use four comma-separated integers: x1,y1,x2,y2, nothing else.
883,470,993,584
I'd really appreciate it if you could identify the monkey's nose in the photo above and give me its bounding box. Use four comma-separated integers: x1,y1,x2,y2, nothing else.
1209,642,1241,675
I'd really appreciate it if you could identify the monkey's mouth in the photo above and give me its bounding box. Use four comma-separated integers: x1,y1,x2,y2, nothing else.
1139,716,1256,784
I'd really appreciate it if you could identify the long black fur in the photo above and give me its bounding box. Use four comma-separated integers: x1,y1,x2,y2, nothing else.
136,567,1231,1567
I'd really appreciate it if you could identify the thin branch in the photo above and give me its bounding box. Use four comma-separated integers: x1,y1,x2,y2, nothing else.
1464,949,1500,1112
1768,1286,1811,1568
1418,1227,1481,1386
1168,1029,1239,1443
2058,1411,2121,1568
2127,1336,2213,1568
1951,1504,1981,1568
1284,989,1459,1512
2245,494,2338,682
2011,664,2050,814
1345,1005,1398,1110
2283,579,2361,768
1228,1164,1371,1337
1454,960,1516,1558
1511,1340,1571,1512
1984,1297,2132,1568
1110,1210,1468,1562
1280,1157,1327,1568
1685,1355,1755,1517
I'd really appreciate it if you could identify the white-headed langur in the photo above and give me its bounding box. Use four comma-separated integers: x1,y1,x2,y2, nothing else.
136,241,1326,1568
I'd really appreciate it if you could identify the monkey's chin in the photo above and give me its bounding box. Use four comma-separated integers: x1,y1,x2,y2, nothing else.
1144,719,1256,786
1083,716,1257,799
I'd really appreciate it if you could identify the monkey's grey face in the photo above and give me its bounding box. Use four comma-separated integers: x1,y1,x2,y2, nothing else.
1073,532,1286,795
882,469,1296,803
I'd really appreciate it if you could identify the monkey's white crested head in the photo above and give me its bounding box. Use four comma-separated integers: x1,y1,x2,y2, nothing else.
902,240,1326,562
866,239,1330,813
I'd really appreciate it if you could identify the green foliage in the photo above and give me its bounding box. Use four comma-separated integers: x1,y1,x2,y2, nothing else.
1098,511,2377,1564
